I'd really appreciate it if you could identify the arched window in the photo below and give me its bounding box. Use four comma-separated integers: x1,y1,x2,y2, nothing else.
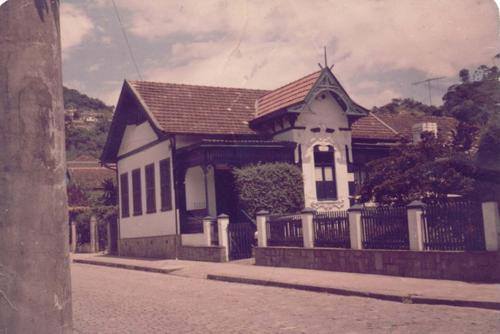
314,145,337,200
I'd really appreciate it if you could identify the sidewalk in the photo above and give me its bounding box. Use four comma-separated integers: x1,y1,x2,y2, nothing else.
72,253,500,310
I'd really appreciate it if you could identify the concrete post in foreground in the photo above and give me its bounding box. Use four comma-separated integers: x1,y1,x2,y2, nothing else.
0,1,72,332
203,216,215,246
256,210,269,247
217,214,230,261
90,215,98,253
71,221,78,253
348,204,364,250
407,200,426,251
301,208,316,248
482,201,499,251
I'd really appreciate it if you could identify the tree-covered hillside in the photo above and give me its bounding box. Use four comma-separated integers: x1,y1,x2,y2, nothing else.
63,86,114,160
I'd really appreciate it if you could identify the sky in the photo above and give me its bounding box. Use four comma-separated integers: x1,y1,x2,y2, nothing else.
60,0,500,108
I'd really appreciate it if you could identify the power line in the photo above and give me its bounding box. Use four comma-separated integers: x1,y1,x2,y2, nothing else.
111,0,143,80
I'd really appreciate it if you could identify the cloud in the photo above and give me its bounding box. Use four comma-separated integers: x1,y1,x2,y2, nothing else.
86,0,499,106
61,3,94,58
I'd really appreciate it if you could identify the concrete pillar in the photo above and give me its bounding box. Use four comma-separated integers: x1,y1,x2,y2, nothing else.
203,216,215,246
0,1,72,332
482,201,499,251
407,200,425,251
348,204,364,250
90,215,97,253
256,210,269,247
217,214,230,261
71,221,78,253
301,208,316,248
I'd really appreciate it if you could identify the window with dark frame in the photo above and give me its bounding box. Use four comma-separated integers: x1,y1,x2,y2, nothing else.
120,173,130,218
159,158,172,211
314,146,337,200
145,163,156,214
132,168,142,216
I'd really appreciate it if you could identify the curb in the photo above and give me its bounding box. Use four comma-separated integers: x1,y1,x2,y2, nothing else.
206,274,500,311
73,259,180,275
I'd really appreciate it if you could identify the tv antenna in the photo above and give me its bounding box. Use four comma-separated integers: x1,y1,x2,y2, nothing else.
412,77,445,105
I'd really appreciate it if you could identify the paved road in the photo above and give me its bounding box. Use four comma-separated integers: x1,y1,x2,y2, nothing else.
72,264,500,334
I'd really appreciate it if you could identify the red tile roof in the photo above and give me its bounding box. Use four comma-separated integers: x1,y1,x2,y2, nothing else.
255,71,321,118
67,160,115,190
375,113,458,139
129,81,269,135
351,113,398,140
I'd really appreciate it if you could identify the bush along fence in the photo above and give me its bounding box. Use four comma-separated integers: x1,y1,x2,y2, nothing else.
255,201,500,281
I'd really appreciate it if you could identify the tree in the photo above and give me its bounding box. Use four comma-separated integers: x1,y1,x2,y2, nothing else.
372,98,441,116
442,65,500,125
359,125,496,204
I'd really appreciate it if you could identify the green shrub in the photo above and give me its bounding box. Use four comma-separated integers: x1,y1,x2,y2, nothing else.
233,163,304,217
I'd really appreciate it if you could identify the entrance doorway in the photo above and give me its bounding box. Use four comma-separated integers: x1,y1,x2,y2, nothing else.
214,168,239,219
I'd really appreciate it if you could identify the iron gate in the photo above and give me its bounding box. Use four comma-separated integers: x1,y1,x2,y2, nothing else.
228,223,256,260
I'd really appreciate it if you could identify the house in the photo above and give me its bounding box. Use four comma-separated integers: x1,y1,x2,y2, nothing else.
100,66,454,258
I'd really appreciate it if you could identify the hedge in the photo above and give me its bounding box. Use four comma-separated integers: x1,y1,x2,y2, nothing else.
233,163,304,217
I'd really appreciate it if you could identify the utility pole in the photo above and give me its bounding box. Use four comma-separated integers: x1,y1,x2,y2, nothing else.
0,0,73,333
412,77,445,105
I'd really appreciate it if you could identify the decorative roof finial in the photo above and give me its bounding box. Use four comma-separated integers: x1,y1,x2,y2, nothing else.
324,46,328,68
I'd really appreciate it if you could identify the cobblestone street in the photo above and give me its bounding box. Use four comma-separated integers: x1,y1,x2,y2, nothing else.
72,264,500,334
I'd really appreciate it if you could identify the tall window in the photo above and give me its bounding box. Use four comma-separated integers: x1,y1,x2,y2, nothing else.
160,158,172,211
132,168,142,216
145,163,156,214
120,173,129,218
314,146,337,200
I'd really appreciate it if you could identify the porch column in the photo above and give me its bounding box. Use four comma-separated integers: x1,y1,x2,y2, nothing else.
407,201,425,251
203,216,215,246
348,204,363,250
301,208,315,248
217,214,230,261
71,221,77,253
482,201,499,251
256,210,269,247
90,215,98,253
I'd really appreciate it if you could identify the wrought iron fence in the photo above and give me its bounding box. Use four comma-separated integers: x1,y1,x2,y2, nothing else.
267,214,303,247
361,206,409,250
228,222,256,260
422,201,485,251
313,210,350,248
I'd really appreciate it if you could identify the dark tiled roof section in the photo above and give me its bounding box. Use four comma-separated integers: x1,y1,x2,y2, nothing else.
68,167,115,190
375,113,458,140
351,113,399,140
129,81,269,135
255,71,321,118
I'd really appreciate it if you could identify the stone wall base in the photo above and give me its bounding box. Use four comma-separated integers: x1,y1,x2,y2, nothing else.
178,245,227,262
255,247,500,282
118,235,179,259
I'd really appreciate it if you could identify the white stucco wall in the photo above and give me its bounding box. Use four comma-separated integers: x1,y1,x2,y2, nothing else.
183,165,217,216
117,121,177,238
118,121,158,156
181,233,206,246
274,93,354,211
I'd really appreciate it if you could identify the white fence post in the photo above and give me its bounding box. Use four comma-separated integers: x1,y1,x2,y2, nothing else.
348,204,363,250
90,215,98,253
217,214,230,261
203,216,214,247
482,201,499,251
407,200,425,251
256,210,269,247
301,208,315,248
71,221,77,253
